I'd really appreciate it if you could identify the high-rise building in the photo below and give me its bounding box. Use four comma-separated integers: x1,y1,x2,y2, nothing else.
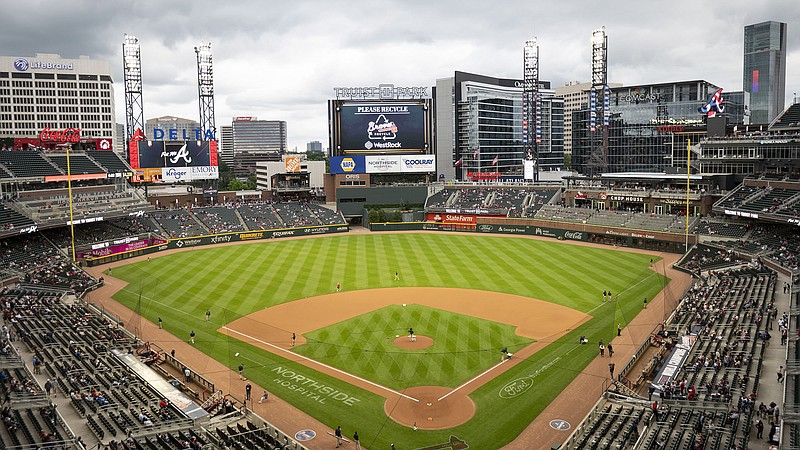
228,117,287,177
307,141,323,152
743,21,787,124
219,125,233,167
571,80,749,174
554,81,622,156
0,53,115,149
435,71,563,181
144,116,201,140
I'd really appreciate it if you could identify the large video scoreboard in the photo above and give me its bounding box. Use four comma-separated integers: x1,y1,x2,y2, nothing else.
329,99,433,156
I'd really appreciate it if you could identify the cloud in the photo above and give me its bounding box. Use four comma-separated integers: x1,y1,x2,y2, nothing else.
1,0,798,151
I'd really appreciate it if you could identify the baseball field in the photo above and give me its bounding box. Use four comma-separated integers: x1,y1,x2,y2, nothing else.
108,233,668,449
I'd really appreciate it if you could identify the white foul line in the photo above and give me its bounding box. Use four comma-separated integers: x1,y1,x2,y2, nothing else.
437,359,508,402
222,326,419,402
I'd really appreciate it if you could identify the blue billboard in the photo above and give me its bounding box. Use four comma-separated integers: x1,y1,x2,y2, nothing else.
329,155,366,174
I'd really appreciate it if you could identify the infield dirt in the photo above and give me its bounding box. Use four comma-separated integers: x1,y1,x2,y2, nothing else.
84,230,690,449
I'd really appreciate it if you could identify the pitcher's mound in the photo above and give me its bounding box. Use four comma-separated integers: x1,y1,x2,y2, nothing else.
385,386,475,430
393,335,434,350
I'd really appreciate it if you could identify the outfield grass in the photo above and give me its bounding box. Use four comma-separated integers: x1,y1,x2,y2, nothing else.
294,304,534,390
110,233,668,449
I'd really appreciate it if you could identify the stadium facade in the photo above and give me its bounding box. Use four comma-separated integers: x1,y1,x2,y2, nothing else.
435,71,564,181
0,53,116,150
571,80,750,174
743,20,787,124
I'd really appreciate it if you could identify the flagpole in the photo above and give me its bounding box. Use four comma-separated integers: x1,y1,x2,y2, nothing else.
685,139,690,253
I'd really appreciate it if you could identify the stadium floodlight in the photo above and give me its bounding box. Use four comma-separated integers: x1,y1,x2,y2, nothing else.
123,34,145,145
523,37,540,181
195,42,216,140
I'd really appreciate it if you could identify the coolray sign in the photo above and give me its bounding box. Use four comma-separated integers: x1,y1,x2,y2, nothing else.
14,58,73,71
152,128,216,141
400,156,435,172
333,84,429,100
162,167,190,182
271,366,360,406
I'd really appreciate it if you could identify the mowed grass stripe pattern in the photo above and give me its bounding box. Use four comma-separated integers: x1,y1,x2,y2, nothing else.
110,233,667,450
295,305,532,389
114,234,658,321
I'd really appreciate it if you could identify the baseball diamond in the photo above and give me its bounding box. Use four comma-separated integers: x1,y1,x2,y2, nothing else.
101,232,671,449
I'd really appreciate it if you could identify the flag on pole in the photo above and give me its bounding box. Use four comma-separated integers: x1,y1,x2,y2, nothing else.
473,148,479,158
492,155,499,166
455,158,463,167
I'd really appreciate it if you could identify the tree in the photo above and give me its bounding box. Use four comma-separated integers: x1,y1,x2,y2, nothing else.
391,210,403,222
218,161,235,189
563,153,572,170
377,209,387,223
367,209,379,225
227,179,246,191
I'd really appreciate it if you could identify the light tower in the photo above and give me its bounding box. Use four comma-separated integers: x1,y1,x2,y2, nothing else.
123,34,145,144
195,43,216,139
523,38,540,182
588,27,609,176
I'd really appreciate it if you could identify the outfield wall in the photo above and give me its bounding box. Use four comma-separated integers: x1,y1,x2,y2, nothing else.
370,219,693,253
84,224,349,266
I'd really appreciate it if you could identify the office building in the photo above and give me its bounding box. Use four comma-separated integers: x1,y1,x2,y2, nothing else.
0,53,115,150
229,117,287,177
571,80,749,174
435,71,564,181
144,115,201,140
307,141,323,152
743,21,787,124
554,81,622,156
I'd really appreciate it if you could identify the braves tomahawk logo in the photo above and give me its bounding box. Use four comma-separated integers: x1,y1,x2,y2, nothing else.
698,88,724,118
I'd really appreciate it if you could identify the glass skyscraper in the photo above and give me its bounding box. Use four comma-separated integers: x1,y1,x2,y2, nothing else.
743,21,787,124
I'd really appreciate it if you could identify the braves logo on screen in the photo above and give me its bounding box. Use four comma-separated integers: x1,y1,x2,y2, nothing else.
367,115,398,141
698,88,724,118
161,143,192,164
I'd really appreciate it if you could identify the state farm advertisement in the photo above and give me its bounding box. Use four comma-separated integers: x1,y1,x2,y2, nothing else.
426,213,477,224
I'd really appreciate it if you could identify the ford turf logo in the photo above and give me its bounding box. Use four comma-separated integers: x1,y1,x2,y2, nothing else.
13,58,29,71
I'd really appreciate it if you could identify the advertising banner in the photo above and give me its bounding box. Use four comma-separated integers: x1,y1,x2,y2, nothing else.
399,155,435,172
285,157,302,173
167,225,350,249
162,167,191,183
339,103,426,152
365,156,401,173
475,224,587,241
426,213,477,224
330,156,366,174
131,140,215,169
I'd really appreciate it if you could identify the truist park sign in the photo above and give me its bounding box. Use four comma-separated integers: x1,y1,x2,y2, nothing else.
334,83,429,100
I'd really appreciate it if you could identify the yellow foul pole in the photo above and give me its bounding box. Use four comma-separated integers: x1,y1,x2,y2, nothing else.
66,144,76,262
685,139,691,252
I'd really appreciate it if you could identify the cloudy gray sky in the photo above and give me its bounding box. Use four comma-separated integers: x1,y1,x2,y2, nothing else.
3,0,799,151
